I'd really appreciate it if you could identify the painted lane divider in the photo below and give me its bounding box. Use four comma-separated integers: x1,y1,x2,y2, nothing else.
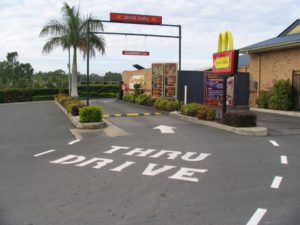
34,149,56,157
271,176,283,189
269,140,280,147
246,208,267,225
68,139,80,145
281,155,288,165
103,112,162,118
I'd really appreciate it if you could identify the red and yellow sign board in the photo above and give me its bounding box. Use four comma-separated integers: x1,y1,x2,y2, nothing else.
122,50,150,56
110,13,162,25
212,31,238,75
212,50,237,75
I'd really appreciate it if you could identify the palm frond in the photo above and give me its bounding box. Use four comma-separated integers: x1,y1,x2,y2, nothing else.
39,19,67,37
42,37,66,54
80,15,104,33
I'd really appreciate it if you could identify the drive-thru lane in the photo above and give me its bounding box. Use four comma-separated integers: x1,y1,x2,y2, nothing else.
0,101,299,225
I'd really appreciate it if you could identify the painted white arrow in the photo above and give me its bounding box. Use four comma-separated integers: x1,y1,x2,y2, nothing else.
153,125,176,134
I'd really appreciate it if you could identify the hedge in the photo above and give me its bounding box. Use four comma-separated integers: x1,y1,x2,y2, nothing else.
32,95,55,101
0,90,5,103
78,84,118,95
0,84,118,103
79,106,102,123
222,111,257,127
0,88,67,103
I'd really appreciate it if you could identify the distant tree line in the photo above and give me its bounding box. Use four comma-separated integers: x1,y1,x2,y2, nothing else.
0,52,121,90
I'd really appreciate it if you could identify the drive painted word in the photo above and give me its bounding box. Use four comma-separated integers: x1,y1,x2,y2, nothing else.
50,146,211,183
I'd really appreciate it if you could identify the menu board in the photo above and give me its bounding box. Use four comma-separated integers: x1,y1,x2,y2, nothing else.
204,74,234,107
164,63,177,98
204,75,223,107
152,63,164,98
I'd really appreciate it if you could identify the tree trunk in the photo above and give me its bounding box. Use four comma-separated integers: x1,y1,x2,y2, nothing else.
71,46,78,97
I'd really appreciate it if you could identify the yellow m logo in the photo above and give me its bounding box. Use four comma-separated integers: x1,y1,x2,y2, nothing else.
217,31,234,52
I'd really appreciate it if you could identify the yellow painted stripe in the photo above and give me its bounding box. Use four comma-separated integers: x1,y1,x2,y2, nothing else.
143,113,151,116
154,112,162,115
127,113,139,117
103,114,110,118
114,113,122,117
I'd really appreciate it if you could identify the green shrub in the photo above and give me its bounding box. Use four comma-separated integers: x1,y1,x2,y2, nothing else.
32,89,67,96
135,94,153,106
196,105,216,120
78,84,118,97
66,101,85,113
98,92,117,98
4,89,33,102
70,102,86,116
123,93,135,102
157,99,169,110
223,111,257,127
206,108,216,120
197,109,207,120
268,79,292,110
32,95,54,101
79,106,102,123
61,97,75,107
133,83,143,95
256,91,270,108
55,94,68,103
181,103,202,117
0,88,68,103
153,98,163,109
165,100,179,111
0,91,4,103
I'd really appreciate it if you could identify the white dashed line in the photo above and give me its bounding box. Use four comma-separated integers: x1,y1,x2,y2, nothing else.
271,176,283,189
246,208,267,225
281,155,288,165
269,140,279,147
68,139,80,145
34,149,56,157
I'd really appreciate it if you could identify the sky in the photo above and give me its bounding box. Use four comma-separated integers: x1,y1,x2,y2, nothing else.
0,0,299,75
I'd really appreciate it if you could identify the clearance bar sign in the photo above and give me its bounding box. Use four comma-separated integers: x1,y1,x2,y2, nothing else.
122,50,150,56
212,31,238,75
110,13,162,25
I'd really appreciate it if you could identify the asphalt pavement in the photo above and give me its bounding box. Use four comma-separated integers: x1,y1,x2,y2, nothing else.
0,100,299,225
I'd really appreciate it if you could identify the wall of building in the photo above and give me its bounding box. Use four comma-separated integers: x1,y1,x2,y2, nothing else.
122,69,152,95
247,48,300,106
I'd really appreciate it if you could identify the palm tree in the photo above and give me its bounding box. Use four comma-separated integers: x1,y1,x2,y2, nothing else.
40,2,105,97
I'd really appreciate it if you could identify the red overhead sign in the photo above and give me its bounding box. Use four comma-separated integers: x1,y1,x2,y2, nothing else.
122,50,150,56
110,13,162,25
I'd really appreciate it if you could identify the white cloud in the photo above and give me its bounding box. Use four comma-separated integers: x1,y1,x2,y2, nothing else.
0,0,299,74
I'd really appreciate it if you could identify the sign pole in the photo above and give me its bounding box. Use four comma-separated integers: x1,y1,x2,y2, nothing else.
178,25,182,102
86,20,90,106
222,76,227,116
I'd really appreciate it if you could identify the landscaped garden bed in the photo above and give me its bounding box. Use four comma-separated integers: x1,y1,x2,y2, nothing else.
55,94,106,129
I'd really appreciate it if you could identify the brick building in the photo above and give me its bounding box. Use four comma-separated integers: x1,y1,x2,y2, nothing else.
240,19,300,107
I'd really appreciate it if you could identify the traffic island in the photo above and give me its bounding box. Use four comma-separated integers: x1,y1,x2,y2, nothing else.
55,101,106,129
169,111,268,136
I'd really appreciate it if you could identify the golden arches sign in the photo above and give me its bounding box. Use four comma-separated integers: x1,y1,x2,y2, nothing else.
212,31,238,75
217,31,234,52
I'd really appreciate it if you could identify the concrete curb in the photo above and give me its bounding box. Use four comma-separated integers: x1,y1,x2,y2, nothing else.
169,111,268,136
250,107,300,117
55,101,106,129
